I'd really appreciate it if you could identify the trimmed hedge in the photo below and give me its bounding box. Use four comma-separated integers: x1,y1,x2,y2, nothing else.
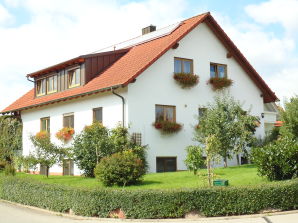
0,177,297,218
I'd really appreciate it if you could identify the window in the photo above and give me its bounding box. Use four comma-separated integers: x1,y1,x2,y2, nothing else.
131,133,142,146
47,75,57,93
156,157,177,172
155,105,176,122
63,113,74,128
174,57,193,74
40,117,50,132
68,68,80,88
210,63,227,78
63,159,74,176
36,78,46,96
93,107,102,123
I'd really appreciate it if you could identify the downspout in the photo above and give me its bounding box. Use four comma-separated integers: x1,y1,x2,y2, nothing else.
112,88,125,128
27,76,34,83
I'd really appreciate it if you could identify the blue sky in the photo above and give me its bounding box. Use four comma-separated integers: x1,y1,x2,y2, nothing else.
0,0,297,110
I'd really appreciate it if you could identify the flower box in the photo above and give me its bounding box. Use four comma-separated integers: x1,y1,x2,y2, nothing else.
55,127,75,142
173,73,199,88
208,77,233,90
153,121,182,134
35,131,50,140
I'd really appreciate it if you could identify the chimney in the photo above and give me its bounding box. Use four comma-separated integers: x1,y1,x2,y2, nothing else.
142,25,156,35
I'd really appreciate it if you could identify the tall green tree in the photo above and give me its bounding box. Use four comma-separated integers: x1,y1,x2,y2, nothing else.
0,115,22,164
195,94,258,167
280,96,298,139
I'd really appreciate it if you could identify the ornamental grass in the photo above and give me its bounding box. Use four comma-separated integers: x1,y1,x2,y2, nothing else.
173,73,199,88
153,120,182,134
208,77,233,90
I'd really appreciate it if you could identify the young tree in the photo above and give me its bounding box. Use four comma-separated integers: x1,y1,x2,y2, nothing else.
280,96,298,139
195,94,258,167
30,131,69,177
0,115,22,165
184,145,204,175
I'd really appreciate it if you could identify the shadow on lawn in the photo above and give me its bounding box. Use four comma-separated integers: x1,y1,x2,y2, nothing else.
135,180,162,186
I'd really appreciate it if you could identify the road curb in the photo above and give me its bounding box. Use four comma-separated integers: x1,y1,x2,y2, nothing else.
1,199,298,222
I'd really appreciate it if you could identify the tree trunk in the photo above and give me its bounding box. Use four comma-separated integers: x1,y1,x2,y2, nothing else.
207,158,212,187
223,157,228,168
46,166,49,178
236,154,240,166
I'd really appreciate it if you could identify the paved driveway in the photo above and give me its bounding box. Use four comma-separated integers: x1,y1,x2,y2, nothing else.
0,201,297,223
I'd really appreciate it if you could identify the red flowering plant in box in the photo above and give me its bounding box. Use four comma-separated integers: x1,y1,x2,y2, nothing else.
208,77,233,90
55,127,75,143
173,72,199,88
153,120,182,134
35,131,50,140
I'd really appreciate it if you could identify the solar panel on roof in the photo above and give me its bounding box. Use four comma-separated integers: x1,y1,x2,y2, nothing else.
92,22,182,53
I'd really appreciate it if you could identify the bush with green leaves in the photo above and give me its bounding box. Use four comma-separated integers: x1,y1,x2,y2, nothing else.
252,136,298,181
184,145,205,175
280,96,298,139
94,150,146,186
72,123,147,177
0,177,297,218
4,164,16,176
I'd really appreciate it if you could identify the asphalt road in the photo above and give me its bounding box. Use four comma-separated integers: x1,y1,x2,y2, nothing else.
0,201,297,223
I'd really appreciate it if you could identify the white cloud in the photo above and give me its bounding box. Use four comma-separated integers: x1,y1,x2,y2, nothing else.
0,0,188,110
245,0,298,37
0,3,13,25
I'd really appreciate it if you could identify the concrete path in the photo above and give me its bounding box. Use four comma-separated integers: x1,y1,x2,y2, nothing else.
0,201,297,223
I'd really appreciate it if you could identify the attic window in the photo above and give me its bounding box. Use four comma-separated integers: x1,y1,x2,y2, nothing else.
210,63,227,78
174,57,193,74
47,75,57,94
68,68,80,88
36,79,46,96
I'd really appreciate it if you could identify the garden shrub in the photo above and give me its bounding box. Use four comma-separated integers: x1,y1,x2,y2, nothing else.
184,145,205,174
0,177,297,218
4,164,16,176
252,136,298,181
94,150,146,186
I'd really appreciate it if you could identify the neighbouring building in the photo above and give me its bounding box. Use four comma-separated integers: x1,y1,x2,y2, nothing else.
1,12,278,175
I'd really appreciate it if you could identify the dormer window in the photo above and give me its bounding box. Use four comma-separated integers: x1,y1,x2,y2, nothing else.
210,63,227,78
174,57,193,74
47,75,57,94
36,79,46,96
68,68,80,88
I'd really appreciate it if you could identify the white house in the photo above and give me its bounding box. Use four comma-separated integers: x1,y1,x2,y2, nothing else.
1,12,278,175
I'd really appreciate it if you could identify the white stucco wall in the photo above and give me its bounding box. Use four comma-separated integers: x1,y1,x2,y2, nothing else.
21,89,126,175
127,22,265,172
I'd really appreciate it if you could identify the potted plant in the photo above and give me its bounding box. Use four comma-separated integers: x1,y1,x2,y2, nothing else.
56,127,75,143
208,77,233,90
173,72,199,88
153,120,182,134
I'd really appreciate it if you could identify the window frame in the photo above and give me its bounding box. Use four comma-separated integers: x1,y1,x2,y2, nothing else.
174,57,193,74
155,104,176,122
63,113,74,128
40,117,50,132
210,63,227,78
67,67,81,88
92,107,103,123
46,75,58,94
36,78,46,96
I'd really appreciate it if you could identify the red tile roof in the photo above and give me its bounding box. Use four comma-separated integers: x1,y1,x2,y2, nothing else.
2,12,278,113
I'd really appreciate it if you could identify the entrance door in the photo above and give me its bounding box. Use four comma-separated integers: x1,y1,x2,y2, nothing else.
63,159,74,175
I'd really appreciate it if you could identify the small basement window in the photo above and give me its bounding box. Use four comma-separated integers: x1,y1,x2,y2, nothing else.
36,78,46,96
210,63,227,78
174,57,193,74
156,157,177,172
63,113,74,128
93,107,103,123
155,105,176,122
68,68,80,88
47,75,57,94
40,117,50,132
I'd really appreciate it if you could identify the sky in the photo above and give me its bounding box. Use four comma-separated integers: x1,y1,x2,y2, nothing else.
0,0,297,111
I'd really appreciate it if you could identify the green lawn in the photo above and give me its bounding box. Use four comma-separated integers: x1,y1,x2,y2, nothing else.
2,164,272,190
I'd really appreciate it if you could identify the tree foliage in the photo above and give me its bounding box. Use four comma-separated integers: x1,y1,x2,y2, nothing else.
184,146,205,175
280,96,298,139
0,115,22,164
195,94,258,167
